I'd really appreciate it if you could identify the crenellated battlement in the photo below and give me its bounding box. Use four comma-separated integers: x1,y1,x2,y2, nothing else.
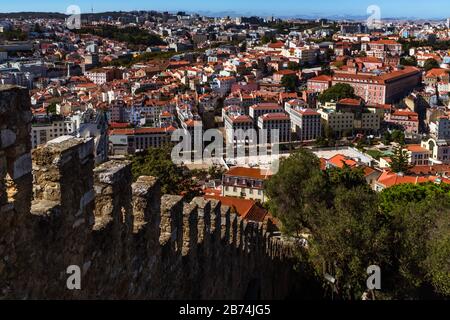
0,86,303,300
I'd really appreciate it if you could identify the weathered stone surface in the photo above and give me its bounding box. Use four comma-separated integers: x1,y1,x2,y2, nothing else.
0,129,16,149
11,153,32,180
0,86,307,300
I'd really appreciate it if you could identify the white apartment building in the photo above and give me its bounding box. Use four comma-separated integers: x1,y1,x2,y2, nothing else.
222,167,270,202
319,108,355,134
211,76,236,97
285,101,322,141
31,117,77,148
421,116,450,164
249,103,284,126
421,138,450,164
430,116,450,140
224,114,254,145
404,145,431,166
84,68,114,85
257,113,291,143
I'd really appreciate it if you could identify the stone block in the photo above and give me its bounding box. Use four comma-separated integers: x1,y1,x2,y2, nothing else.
12,153,32,180
0,129,16,149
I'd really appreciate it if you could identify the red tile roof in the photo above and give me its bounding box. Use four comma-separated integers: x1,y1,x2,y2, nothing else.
260,112,290,121
377,171,450,188
225,167,271,180
268,41,285,49
229,115,253,123
276,69,297,76
327,154,358,168
339,98,363,106
110,127,175,135
250,103,282,110
204,195,268,222
426,68,449,78
309,75,332,82
405,145,430,153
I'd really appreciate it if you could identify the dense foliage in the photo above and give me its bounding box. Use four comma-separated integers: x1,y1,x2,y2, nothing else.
130,147,199,198
318,83,356,104
76,26,165,48
423,58,440,72
389,144,411,174
281,74,300,92
265,149,450,300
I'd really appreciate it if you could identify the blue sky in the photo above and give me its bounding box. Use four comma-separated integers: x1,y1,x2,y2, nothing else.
0,0,449,19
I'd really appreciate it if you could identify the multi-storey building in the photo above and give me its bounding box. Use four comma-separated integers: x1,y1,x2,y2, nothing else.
319,108,354,135
224,114,254,145
31,116,77,148
85,68,115,85
332,67,421,105
307,75,332,93
108,127,176,155
361,40,403,60
222,167,270,202
421,115,450,165
384,110,419,135
249,103,284,126
285,100,322,141
211,76,236,96
430,116,450,140
404,145,431,166
257,113,291,143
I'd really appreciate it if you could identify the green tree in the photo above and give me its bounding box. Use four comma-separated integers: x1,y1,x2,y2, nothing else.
288,61,301,71
308,186,390,300
130,146,186,194
423,58,440,72
207,165,226,180
391,129,405,144
382,131,392,145
266,148,450,299
261,35,276,44
318,83,356,104
400,56,418,67
379,184,450,298
281,74,300,93
265,149,328,233
239,41,247,52
33,23,42,33
389,145,411,174
46,103,57,115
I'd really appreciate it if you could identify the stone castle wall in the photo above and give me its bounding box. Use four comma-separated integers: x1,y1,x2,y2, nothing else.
0,86,304,300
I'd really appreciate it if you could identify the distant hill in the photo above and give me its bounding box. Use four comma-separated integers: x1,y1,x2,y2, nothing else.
0,12,67,19
0,11,140,20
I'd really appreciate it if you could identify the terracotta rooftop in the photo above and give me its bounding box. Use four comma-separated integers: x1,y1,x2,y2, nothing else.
327,154,358,168
110,127,175,135
309,75,332,82
250,103,282,111
338,98,363,106
204,196,268,223
225,167,271,180
377,171,450,188
426,68,449,78
260,112,290,121
405,145,430,153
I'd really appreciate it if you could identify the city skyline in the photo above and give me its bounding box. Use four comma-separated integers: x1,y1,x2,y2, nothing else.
1,0,450,19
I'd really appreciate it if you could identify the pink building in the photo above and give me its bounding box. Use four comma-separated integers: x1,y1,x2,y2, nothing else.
384,110,419,134
307,75,332,93
332,67,421,105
